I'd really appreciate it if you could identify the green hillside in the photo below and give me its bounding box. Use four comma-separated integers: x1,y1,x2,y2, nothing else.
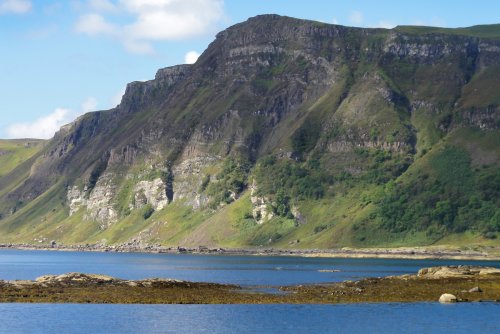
0,15,499,249
0,139,45,178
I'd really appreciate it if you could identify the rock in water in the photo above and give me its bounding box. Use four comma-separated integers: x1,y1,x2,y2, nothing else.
418,266,500,278
439,293,457,303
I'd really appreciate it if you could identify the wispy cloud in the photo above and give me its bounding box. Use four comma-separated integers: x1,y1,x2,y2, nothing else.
412,17,447,27
377,20,396,29
5,97,99,139
74,0,224,54
6,108,71,139
88,0,118,13
75,13,118,36
0,0,32,14
348,10,363,25
184,50,200,64
81,97,98,113
111,87,126,107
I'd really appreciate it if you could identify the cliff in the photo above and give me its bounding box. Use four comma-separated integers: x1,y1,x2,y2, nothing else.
0,15,499,248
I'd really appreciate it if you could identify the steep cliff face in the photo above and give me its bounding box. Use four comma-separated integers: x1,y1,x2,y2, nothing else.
1,15,499,247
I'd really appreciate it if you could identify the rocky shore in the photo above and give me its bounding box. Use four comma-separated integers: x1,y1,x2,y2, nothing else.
1,243,499,261
1,266,499,304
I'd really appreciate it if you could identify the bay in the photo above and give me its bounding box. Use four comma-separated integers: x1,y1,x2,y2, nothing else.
0,303,499,334
1,249,499,286
1,249,499,333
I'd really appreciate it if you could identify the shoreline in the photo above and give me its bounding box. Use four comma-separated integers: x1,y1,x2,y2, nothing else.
1,243,499,261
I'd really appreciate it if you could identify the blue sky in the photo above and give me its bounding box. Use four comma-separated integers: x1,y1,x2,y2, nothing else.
1,0,500,139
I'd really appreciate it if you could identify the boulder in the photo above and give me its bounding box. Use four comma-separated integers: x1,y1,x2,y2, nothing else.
468,286,482,293
439,293,457,303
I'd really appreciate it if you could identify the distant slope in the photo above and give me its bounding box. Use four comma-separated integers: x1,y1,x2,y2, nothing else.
0,15,499,248
0,139,45,178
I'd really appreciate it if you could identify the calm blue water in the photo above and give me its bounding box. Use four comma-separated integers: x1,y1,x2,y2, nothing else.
1,249,500,286
0,303,498,334
1,250,499,333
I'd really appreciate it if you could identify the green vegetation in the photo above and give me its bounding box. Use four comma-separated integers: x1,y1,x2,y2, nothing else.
254,156,332,204
0,139,45,178
377,146,500,239
205,157,251,207
395,24,500,38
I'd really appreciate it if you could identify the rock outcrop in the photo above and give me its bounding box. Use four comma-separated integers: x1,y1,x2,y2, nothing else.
417,266,500,278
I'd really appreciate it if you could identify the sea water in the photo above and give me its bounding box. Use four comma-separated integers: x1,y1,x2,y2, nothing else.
0,303,498,334
1,249,499,285
0,250,499,333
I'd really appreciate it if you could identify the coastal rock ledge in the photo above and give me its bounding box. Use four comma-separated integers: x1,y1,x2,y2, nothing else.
417,266,500,278
4,272,185,288
1,266,499,304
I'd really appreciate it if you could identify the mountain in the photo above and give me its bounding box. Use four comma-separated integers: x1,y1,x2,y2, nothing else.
1,15,499,248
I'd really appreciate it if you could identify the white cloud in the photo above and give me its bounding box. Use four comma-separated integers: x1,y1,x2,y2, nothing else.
5,97,99,139
122,0,224,40
332,17,339,25
0,0,32,14
184,50,200,64
431,17,446,27
348,10,363,25
26,25,58,39
74,0,224,54
111,87,126,107
81,97,98,113
378,21,396,29
412,20,426,26
122,38,155,54
6,108,71,139
89,0,117,12
411,18,446,27
75,13,118,36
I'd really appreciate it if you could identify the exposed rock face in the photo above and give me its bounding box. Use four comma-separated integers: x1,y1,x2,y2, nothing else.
66,174,118,228
85,173,118,226
119,64,191,113
250,180,274,224
326,140,409,153
67,186,86,216
134,178,168,211
172,155,220,208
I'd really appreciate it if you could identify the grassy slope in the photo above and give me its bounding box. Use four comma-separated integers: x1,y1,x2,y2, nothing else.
395,24,500,38
0,139,45,178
